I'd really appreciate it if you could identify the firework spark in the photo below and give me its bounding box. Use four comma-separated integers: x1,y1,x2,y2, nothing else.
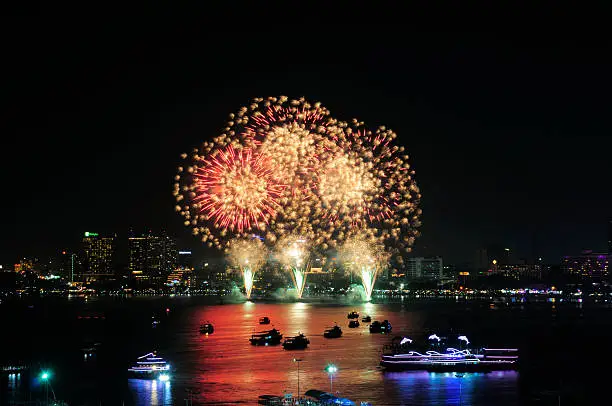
339,235,389,301
174,144,285,249
277,235,310,299
227,237,267,299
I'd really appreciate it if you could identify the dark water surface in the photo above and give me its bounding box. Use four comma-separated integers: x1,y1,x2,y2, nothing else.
1,296,611,405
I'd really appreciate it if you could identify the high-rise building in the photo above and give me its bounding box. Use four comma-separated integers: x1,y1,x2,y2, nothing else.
562,250,609,281
81,232,116,282
178,250,193,269
406,257,444,280
128,231,178,285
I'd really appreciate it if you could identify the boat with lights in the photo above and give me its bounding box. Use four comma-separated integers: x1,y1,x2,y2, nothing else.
380,335,519,371
127,352,171,379
250,328,283,346
369,320,392,334
200,321,214,334
347,311,359,319
348,320,360,328
324,325,343,338
282,333,310,350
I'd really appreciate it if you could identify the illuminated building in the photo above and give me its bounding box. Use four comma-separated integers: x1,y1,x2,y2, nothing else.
406,257,444,280
128,231,178,285
490,263,544,280
81,232,116,282
562,250,609,281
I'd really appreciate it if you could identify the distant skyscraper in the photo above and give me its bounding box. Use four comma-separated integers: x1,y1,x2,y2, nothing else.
81,232,116,282
406,257,443,280
128,231,178,285
178,250,193,269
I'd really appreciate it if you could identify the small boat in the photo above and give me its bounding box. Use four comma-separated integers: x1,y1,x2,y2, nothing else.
324,325,343,338
361,315,372,323
151,316,160,328
282,333,310,350
127,352,171,379
257,395,283,405
250,328,283,346
200,321,214,334
348,320,360,328
347,311,359,319
259,316,271,325
369,319,392,334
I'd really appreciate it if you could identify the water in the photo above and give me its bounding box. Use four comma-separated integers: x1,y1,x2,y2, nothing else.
1,296,611,405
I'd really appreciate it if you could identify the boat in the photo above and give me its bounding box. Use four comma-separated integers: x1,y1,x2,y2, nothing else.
347,311,359,319
151,316,160,328
369,319,392,334
259,316,271,325
361,315,372,323
304,389,357,405
380,335,519,371
282,333,310,350
348,320,360,328
250,328,283,346
200,321,214,334
127,352,171,379
324,325,342,338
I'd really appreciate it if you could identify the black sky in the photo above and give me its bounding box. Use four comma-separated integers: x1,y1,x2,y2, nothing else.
2,8,611,265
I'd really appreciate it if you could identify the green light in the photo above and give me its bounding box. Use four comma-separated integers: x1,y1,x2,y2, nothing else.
325,364,337,374
84,232,98,237
40,371,50,380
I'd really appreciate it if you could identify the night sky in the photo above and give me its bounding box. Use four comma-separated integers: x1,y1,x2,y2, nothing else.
3,10,611,266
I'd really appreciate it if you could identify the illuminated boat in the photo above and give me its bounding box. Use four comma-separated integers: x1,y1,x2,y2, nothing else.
347,311,359,319
200,321,214,334
369,320,392,334
250,328,283,346
380,335,519,371
259,316,271,325
282,333,310,350
361,315,372,323
127,352,171,379
323,325,342,338
348,320,360,328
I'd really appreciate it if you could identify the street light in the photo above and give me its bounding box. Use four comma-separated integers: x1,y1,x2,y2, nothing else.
293,358,302,400
40,370,50,405
325,364,337,394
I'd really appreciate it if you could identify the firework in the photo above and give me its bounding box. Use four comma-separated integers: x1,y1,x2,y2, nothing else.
323,121,422,257
174,144,285,249
277,235,311,299
217,96,346,248
339,235,389,301
227,237,267,299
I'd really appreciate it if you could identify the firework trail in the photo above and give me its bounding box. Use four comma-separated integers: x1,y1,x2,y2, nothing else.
339,235,389,301
277,235,311,299
227,237,267,299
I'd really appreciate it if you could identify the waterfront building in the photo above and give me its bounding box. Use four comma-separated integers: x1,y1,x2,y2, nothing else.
406,257,444,280
561,250,609,281
128,231,178,286
80,232,116,282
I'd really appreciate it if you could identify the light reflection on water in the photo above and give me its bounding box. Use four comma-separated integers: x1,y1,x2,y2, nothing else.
128,379,172,405
134,302,519,405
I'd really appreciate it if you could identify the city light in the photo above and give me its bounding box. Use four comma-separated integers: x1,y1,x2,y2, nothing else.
158,373,170,382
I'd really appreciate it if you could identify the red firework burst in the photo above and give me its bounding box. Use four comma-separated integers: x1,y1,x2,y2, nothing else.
193,145,284,233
